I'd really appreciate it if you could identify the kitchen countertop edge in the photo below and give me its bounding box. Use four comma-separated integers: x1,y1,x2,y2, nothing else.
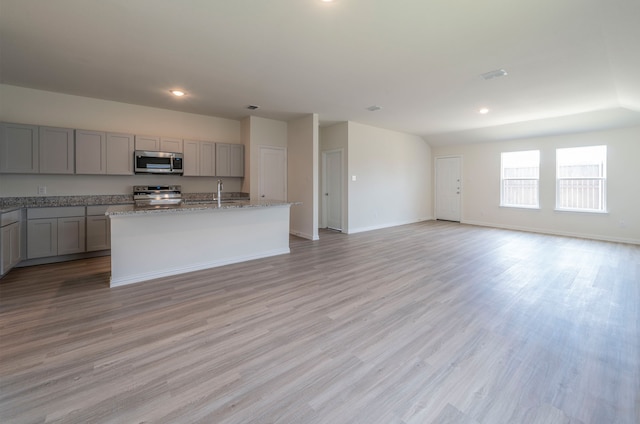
107,201,300,216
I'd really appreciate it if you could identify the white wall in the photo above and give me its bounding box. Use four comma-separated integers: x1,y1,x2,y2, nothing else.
319,122,349,231
0,84,242,196
347,122,432,234
430,126,640,244
243,116,288,201
288,114,319,240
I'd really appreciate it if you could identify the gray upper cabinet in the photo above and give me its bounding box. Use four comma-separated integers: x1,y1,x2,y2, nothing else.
106,133,134,175
135,135,160,151
184,139,216,177
0,123,39,173
200,141,216,176
160,137,183,153
39,126,74,174
183,140,200,176
135,135,183,153
75,130,107,174
216,143,244,177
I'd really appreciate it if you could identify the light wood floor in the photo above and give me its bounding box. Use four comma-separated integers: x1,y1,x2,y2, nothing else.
1,221,638,424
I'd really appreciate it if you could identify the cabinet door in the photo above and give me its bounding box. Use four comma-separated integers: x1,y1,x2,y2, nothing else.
135,135,160,151
160,137,183,153
106,133,134,175
27,218,58,259
183,140,200,176
9,221,21,267
2,221,22,273
86,216,110,251
75,130,106,174
229,144,244,177
58,217,86,255
39,126,74,174
0,123,39,173
200,141,216,176
1,225,11,275
216,143,230,177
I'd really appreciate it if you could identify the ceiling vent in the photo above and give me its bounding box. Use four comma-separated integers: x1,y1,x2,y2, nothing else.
247,105,260,110
366,105,382,112
481,69,508,80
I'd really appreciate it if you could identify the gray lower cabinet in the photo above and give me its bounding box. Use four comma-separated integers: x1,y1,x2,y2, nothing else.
86,206,110,251
1,210,22,276
57,217,86,255
27,207,86,259
27,218,57,259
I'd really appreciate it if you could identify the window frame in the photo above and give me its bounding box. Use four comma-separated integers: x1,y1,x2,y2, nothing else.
555,145,607,213
500,150,541,209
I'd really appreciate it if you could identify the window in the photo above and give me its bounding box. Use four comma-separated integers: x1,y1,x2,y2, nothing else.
556,145,607,212
501,150,540,208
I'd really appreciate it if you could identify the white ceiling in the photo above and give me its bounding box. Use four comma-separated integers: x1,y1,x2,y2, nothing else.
1,0,639,145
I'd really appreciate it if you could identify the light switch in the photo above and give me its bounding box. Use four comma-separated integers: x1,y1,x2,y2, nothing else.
351,175,357,181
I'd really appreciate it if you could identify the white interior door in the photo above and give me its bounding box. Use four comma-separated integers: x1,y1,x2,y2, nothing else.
259,146,287,201
436,156,461,222
323,150,343,231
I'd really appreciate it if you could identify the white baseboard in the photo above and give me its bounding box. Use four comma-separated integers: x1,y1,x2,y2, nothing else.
290,230,318,240
462,219,640,245
110,248,290,287
347,216,434,234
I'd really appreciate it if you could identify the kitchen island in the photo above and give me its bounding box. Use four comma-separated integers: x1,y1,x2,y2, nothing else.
106,200,295,287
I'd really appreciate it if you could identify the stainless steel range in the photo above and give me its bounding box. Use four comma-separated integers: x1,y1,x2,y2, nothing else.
133,185,182,207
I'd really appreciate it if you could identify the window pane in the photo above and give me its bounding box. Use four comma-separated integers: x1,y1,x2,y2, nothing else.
558,179,604,211
557,145,606,178
556,145,607,212
503,179,539,206
501,150,540,208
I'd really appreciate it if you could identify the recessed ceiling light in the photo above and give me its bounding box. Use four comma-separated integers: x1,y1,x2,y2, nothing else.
479,108,490,114
170,90,186,97
367,105,382,112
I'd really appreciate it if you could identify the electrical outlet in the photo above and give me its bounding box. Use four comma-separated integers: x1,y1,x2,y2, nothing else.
351,175,357,181
37,186,47,195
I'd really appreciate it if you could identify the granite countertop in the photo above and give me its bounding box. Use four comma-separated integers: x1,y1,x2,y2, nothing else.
0,192,250,213
0,195,134,211
106,200,298,216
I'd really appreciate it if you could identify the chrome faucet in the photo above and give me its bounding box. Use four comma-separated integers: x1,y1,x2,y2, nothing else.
216,179,223,206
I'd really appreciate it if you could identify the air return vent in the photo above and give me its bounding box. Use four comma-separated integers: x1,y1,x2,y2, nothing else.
481,69,508,80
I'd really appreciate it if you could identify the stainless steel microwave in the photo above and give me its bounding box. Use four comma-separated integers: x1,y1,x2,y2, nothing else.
134,150,183,175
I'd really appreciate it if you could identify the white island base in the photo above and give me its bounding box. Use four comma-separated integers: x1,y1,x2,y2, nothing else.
107,203,292,287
